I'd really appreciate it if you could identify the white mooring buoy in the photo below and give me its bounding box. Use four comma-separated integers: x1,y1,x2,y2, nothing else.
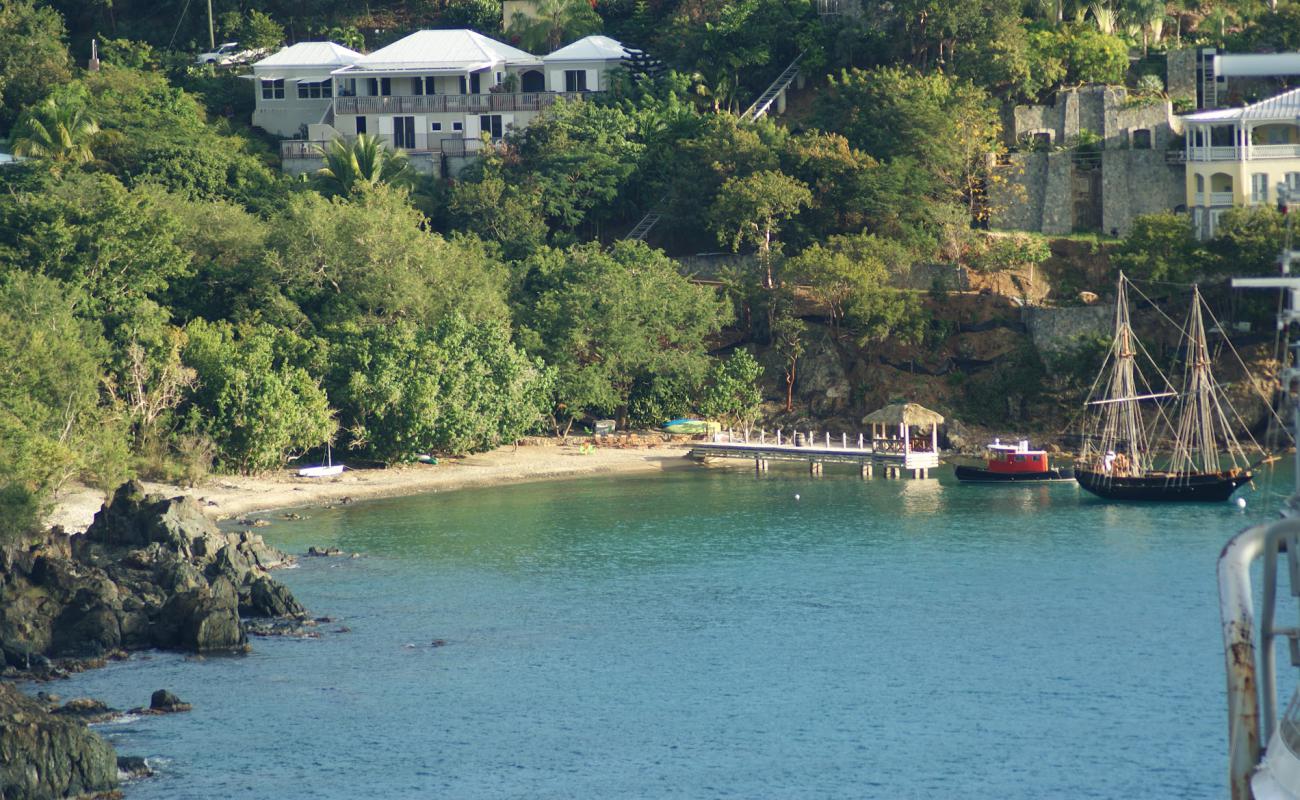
1236,497,1247,509
794,494,801,501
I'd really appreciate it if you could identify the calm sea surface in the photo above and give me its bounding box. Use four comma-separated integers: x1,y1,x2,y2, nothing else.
37,462,1299,799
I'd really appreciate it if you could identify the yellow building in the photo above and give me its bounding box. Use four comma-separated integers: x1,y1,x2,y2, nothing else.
1183,87,1300,238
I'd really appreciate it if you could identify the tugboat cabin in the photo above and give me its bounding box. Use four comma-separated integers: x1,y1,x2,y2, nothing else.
986,439,1050,474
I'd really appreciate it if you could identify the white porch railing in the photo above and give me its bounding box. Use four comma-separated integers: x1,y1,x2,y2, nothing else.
1252,144,1300,159
333,92,585,116
1210,191,1235,206
1189,144,1300,161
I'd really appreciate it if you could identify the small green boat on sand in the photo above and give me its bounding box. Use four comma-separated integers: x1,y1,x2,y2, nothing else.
662,418,721,435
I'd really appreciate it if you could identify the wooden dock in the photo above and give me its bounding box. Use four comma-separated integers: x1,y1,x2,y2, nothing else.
688,430,940,479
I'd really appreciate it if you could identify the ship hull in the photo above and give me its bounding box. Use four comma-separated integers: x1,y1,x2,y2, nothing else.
954,465,1075,483
1075,468,1251,502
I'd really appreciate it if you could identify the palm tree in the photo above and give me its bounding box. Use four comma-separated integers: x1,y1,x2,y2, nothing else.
10,97,99,168
1090,2,1119,34
1124,0,1167,56
313,134,413,196
507,0,601,53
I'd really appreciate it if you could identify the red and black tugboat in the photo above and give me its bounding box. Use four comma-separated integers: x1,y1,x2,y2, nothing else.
955,439,1074,483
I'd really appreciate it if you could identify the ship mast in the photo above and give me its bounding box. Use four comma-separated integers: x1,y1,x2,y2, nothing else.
1093,275,1158,475
1169,287,1249,476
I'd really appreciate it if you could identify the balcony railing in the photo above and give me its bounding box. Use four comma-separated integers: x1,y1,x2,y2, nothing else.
1209,191,1235,205
334,92,586,116
1188,144,1300,161
280,137,485,160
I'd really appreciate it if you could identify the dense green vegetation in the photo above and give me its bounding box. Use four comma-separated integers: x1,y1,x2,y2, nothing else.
1,0,1296,538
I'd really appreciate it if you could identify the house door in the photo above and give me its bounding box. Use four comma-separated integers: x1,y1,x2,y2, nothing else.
1071,165,1102,232
393,116,416,149
479,114,503,140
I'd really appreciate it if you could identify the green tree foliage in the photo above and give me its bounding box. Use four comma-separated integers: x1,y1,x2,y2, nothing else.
498,100,644,232
1208,206,1288,276
1111,213,1204,282
267,187,509,326
447,156,550,261
437,0,503,34
815,66,1001,214
787,233,927,343
1054,22,1130,84
700,349,764,430
10,95,100,169
660,0,816,112
314,133,413,196
0,172,189,328
953,18,1066,102
326,316,550,461
240,10,286,50
0,0,71,131
80,66,284,210
710,170,812,287
516,241,731,427
0,273,129,542
965,232,1051,274
508,0,602,52
181,320,335,474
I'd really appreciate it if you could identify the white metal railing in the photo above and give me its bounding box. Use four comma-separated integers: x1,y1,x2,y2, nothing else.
334,92,585,116
1210,191,1235,205
1189,144,1300,161
1188,146,1240,161
1252,144,1300,159
280,137,484,160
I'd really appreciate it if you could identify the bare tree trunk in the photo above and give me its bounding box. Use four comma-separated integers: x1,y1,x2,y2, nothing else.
785,359,796,412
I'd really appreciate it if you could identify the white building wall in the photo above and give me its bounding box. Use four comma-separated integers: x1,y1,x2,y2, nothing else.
251,65,337,137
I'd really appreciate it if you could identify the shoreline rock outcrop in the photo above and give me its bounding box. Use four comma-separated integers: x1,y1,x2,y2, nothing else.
1,480,305,668
1,480,309,799
0,682,118,799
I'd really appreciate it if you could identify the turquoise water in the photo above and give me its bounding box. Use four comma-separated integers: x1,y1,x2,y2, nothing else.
39,464,1293,798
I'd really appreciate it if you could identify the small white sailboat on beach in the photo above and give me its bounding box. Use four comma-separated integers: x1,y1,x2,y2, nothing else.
298,442,345,478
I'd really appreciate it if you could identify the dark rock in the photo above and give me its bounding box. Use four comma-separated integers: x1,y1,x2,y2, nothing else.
306,547,344,557
1,480,307,673
244,576,305,619
146,689,191,714
117,755,153,778
51,697,119,724
0,682,118,798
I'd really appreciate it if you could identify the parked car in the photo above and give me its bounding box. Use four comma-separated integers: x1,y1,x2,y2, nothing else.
195,42,266,66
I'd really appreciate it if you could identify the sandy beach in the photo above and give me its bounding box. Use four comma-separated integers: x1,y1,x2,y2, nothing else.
48,440,695,533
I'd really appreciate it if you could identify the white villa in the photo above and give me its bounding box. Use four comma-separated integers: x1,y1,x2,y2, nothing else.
1182,87,1300,238
253,30,631,176
250,41,363,137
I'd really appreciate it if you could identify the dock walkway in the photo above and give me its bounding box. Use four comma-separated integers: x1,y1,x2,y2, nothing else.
689,431,939,478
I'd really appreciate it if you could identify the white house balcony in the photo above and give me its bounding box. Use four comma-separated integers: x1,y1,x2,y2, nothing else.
1208,191,1236,205
281,136,485,161
333,92,587,116
1187,144,1300,161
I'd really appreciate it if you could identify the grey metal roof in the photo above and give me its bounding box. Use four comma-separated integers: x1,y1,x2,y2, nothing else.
544,35,628,62
1183,87,1300,123
254,41,361,68
336,30,540,74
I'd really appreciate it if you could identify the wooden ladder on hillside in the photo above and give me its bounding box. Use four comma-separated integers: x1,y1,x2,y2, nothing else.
740,51,805,122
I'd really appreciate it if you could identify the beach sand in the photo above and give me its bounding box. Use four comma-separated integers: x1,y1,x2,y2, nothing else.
48,441,695,533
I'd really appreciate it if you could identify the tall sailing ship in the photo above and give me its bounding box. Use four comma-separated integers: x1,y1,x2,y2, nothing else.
1075,274,1264,502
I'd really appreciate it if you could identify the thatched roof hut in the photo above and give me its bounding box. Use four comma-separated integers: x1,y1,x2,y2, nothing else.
861,403,945,428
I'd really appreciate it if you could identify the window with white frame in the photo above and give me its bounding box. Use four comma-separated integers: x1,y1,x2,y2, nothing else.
452,121,463,131
430,122,442,131
564,70,587,92
261,78,284,100
1288,172,1300,192
1252,172,1269,203
296,80,332,99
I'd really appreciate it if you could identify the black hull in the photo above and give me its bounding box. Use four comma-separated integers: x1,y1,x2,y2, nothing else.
954,465,1076,483
1075,468,1251,502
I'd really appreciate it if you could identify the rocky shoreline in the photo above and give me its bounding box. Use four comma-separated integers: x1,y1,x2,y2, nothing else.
1,480,310,799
